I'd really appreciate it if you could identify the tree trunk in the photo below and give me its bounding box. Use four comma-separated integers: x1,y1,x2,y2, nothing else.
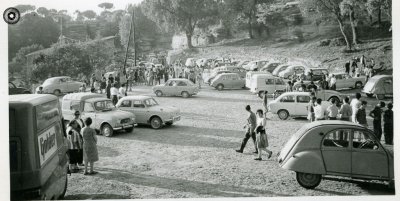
349,10,358,45
186,31,193,49
378,5,382,27
248,13,254,39
337,17,352,50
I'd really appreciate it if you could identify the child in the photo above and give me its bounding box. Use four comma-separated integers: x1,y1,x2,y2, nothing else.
66,120,82,173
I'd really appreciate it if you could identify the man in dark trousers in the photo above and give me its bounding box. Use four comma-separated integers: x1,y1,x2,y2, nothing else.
345,61,351,75
236,105,258,154
369,102,385,141
383,103,393,145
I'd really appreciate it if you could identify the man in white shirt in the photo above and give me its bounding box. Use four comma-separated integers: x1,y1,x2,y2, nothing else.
118,84,126,99
350,93,362,123
314,98,326,120
326,99,339,120
110,84,119,105
329,74,337,90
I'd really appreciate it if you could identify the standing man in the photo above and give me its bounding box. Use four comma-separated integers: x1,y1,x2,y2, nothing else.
355,101,368,127
345,61,351,75
236,105,258,154
307,96,317,122
369,102,385,141
314,98,326,121
329,74,337,90
383,103,393,145
350,93,362,123
339,97,352,121
262,91,268,113
326,99,339,120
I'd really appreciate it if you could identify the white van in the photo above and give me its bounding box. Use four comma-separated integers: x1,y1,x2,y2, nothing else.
245,71,271,89
249,74,286,97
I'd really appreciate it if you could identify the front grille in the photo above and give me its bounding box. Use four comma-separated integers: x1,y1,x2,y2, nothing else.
120,118,131,124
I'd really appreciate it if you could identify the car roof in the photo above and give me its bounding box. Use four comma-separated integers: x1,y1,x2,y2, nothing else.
62,92,103,101
370,75,392,80
279,91,311,96
85,97,110,102
45,76,71,81
9,94,58,106
253,74,275,78
307,120,367,129
168,78,190,82
218,73,238,76
120,95,152,101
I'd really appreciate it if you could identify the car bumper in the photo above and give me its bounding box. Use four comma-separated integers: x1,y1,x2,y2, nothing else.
166,116,181,123
114,123,137,130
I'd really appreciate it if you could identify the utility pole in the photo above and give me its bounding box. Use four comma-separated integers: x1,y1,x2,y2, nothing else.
122,7,135,92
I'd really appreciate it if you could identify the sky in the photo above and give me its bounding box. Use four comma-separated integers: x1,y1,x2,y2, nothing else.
6,0,144,15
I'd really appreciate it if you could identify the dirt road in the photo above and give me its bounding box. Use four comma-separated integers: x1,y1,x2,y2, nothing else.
64,85,394,199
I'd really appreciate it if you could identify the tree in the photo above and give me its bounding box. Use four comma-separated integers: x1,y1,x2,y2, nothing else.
300,0,352,50
15,5,36,14
98,2,114,10
81,10,97,20
37,7,50,17
340,0,362,45
142,0,219,48
9,44,44,77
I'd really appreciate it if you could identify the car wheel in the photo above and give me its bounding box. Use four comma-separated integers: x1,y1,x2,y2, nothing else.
101,123,114,137
125,127,134,133
376,94,385,100
258,91,264,99
181,91,190,98
277,109,289,120
150,116,162,129
54,89,61,96
165,122,173,126
155,90,163,97
329,96,340,104
296,172,322,189
58,170,68,199
366,93,373,98
355,81,363,89
216,84,224,91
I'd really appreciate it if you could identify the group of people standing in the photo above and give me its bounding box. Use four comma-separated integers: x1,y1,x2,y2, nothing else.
66,111,99,175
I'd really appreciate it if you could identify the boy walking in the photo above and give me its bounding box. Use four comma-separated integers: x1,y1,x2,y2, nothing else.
236,105,258,154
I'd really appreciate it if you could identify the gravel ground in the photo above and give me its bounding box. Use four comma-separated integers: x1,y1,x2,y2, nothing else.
64,85,394,199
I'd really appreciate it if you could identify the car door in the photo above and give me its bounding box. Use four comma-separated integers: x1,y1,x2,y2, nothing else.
335,74,345,89
177,81,189,95
264,78,275,92
351,129,389,179
163,80,174,95
279,95,296,114
132,100,147,122
321,129,352,175
295,95,310,116
81,102,98,127
118,99,139,122
231,74,243,89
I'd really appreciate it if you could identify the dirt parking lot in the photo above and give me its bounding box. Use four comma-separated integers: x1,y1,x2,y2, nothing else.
64,85,394,199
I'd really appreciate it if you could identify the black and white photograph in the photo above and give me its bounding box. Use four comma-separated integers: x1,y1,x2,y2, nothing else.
0,0,399,200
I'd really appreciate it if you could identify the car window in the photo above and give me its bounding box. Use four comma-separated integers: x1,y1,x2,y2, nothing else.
275,79,285,85
144,98,158,107
280,95,295,102
84,102,95,112
353,130,379,150
296,96,310,103
133,100,145,108
177,81,187,86
323,129,351,148
120,100,132,108
70,101,80,111
265,79,274,85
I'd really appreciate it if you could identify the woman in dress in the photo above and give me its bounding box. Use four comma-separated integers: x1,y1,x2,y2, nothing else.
254,109,272,160
66,120,82,173
81,117,99,175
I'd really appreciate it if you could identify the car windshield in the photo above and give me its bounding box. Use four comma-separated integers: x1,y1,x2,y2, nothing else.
94,100,115,111
144,98,158,107
43,78,56,85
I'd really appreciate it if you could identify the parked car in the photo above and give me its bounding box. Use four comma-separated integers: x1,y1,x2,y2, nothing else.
243,60,269,71
211,73,245,91
304,68,329,82
268,92,330,120
10,94,68,200
62,93,136,137
331,73,365,90
272,64,290,76
9,82,31,95
245,71,272,88
219,66,247,78
362,75,393,100
153,78,199,98
36,76,85,95
259,62,281,73
279,66,308,79
206,70,231,84
116,95,181,129
249,74,286,97
278,120,394,189
235,60,250,68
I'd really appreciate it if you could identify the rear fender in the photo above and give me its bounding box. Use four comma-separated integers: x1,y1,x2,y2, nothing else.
281,150,326,175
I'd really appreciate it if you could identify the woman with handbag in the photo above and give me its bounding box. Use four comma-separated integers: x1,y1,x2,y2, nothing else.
254,109,272,161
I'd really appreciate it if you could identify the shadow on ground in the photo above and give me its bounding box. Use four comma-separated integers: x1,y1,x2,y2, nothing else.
323,177,395,195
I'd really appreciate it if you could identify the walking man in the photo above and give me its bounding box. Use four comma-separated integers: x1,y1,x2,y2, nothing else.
236,105,258,154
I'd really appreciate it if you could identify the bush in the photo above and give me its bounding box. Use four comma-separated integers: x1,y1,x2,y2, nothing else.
319,39,331,46
330,37,347,47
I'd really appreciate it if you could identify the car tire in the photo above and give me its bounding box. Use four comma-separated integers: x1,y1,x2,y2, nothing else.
277,109,289,120
125,127,134,133
54,89,61,96
355,81,363,89
155,90,163,97
376,94,385,100
366,93,373,98
296,172,322,189
101,123,114,137
329,96,340,104
181,91,190,98
216,84,224,91
58,170,68,199
150,116,162,129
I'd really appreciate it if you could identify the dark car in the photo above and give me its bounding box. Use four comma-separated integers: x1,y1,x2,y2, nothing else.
9,82,31,95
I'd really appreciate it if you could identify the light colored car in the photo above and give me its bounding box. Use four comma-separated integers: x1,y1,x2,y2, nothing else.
36,76,84,95
279,65,309,79
304,68,329,82
235,60,250,68
245,71,272,88
362,75,393,100
259,62,281,73
211,73,245,91
62,93,136,137
116,96,181,129
268,92,330,120
331,73,365,90
153,78,199,98
278,120,394,189
206,70,231,84
219,66,247,78
243,60,269,71
249,74,286,97
272,64,290,76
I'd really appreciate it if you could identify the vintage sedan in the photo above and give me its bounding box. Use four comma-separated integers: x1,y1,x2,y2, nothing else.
243,60,269,71
259,62,281,73
331,73,365,90
9,82,31,95
153,78,199,98
279,65,309,79
362,75,393,100
210,73,245,91
62,93,136,137
278,121,394,189
116,96,181,129
36,76,85,95
272,64,290,76
268,92,330,120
